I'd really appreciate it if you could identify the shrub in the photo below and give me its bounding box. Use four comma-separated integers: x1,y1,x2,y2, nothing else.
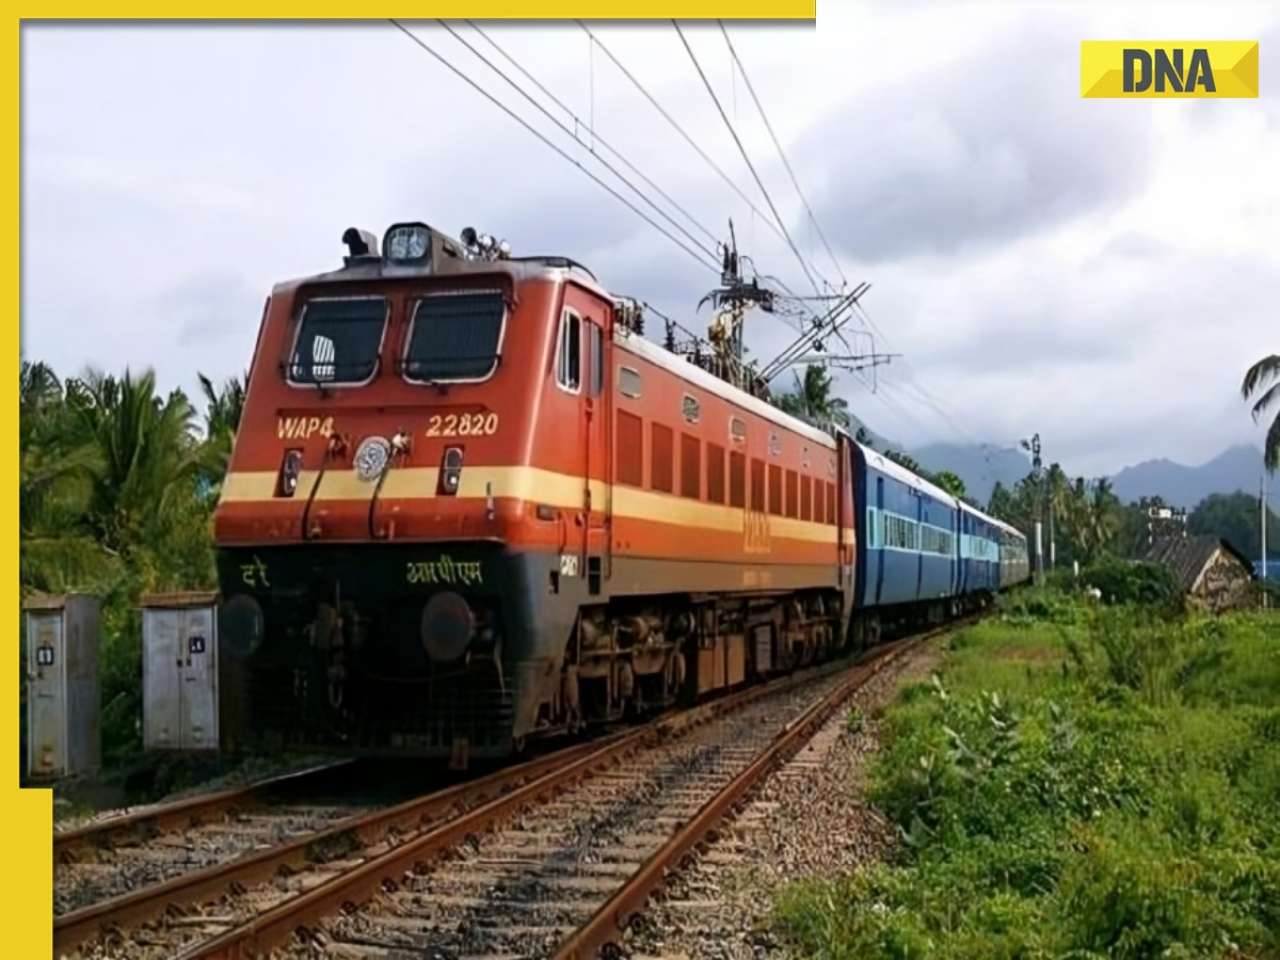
773,610,1280,959
1081,557,1179,607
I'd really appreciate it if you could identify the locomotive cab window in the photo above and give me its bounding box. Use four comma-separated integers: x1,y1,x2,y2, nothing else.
557,309,582,393
403,290,505,383
287,297,387,385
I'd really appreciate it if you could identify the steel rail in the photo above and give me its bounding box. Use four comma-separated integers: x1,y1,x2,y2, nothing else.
553,627,950,959
163,655,863,960
53,759,357,863
54,740,607,954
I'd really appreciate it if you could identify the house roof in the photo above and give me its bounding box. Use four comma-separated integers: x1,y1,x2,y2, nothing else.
1142,535,1254,592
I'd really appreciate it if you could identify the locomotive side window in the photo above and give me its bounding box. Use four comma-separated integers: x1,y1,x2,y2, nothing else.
651,423,673,493
617,411,644,486
707,443,726,504
404,290,505,383
729,452,746,508
618,366,642,398
680,434,701,499
556,309,582,393
287,297,387,386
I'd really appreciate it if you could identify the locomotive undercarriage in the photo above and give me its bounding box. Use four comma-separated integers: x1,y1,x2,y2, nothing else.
539,589,844,738
216,545,846,761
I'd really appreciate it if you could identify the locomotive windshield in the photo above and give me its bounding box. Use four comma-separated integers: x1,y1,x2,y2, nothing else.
403,290,505,383
288,297,386,385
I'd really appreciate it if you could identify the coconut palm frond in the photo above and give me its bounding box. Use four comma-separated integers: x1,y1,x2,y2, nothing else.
1241,354,1280,399
1250,380,1280,422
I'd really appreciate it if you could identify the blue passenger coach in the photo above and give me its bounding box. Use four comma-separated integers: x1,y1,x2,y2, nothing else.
849,441,1028,645
851,443,959,639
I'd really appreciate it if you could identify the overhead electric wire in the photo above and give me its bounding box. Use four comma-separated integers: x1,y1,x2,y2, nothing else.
718,21,847,288
432,20,720,269
466,20,721,251
672,20,830,299
388,20,719,275
576,21,789,248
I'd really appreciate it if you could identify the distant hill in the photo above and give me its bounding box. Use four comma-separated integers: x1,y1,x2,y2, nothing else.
908,443,1031,506
1108,444,1267,509
845,411,1264,511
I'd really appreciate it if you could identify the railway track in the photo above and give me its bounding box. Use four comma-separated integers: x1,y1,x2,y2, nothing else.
58,628,946,960
55,761,382,916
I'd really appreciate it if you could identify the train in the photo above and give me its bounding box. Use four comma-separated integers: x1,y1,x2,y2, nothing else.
212,220,1030,763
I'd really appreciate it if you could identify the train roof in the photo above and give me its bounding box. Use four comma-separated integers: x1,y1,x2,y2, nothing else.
620,332,839,450
959,498,1026,538
854,443,960,506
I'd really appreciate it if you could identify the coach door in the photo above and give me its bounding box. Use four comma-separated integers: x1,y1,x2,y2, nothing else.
561,287,610,596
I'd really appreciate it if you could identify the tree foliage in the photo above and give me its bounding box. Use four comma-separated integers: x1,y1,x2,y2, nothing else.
1241,353,1280,471
773,364,851,430
19,360,244,759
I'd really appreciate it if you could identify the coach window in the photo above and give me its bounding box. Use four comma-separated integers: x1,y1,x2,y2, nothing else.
556,309,582,393
287,296,387,386
403,290,505,383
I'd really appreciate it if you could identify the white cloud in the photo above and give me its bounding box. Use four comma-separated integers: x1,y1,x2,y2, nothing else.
19,9,1280,477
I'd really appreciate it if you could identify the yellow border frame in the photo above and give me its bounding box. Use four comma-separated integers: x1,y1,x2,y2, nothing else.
6,7,815,950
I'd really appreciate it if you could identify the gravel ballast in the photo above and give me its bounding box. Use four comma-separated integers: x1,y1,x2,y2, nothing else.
627,638,944,960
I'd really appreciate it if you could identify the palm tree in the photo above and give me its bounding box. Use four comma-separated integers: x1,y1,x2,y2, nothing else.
198,372,247,486
775,364,851,430
70,368,200,555
19,362,106,592
1242,354,1279,471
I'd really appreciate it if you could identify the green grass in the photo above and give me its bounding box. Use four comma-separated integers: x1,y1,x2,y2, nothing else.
773,596,1280,960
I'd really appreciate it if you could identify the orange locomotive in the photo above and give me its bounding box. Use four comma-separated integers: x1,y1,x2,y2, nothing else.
214,222,855,759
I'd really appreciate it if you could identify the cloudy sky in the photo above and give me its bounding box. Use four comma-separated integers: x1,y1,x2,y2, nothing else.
21,3,1280,477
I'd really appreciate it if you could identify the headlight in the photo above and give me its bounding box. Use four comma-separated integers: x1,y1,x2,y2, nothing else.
277,448,303,497
438,445,463,495
384,222,431,262
421,591,474,662
354,436,391,481
219,593,264,659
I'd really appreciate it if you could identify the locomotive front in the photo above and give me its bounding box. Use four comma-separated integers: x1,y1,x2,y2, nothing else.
214,223,587,759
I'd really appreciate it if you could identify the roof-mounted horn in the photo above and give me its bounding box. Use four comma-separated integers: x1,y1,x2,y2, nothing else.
342,227,379,262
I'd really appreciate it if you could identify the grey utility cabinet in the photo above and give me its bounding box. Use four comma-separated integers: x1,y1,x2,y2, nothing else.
142,592,220,751
24,593,101,780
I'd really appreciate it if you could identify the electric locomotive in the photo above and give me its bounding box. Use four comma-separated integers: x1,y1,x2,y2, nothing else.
213,222,856,761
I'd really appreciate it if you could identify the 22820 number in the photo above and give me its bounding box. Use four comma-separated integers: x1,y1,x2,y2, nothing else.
426,412,499,437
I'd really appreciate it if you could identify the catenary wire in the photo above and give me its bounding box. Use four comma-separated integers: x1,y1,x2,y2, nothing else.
718,21,847,288
465,20,722,251
576,21,788,248
672,20,830,299
435,20,721,267
388,21,719,275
